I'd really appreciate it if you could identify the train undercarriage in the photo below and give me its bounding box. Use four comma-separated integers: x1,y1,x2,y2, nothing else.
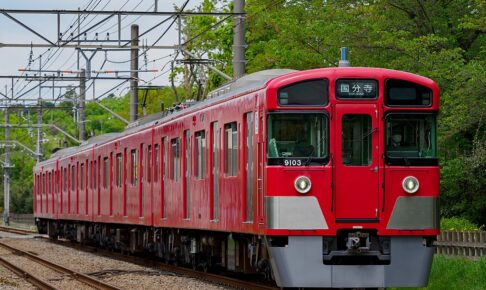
36,218,272,279
37,218,433,289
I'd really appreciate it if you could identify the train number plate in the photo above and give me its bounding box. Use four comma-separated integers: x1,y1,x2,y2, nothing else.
284,159,302,166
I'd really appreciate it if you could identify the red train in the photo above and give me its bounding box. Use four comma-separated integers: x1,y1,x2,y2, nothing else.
34,67,440,288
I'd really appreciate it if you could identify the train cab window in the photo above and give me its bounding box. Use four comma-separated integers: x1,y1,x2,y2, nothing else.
171,138,181,181
342,115,372,166
267,113,328,165
385,113,437,165
278,79,328,106
131,149,139,186
224,122,238,176
195,130,206,179
385,79,432,106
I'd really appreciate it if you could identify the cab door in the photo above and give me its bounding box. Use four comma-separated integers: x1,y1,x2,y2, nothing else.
335,104,380,220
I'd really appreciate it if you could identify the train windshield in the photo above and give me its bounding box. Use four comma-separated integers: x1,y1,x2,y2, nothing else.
267,113,328,164
385,114,437,162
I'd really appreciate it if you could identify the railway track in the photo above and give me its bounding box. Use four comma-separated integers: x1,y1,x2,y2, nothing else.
0,240,122,290
0,225,276,289
43,237,278,290
0,225,37,235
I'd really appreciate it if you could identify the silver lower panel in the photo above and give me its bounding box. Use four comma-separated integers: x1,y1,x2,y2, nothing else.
266,236,434,288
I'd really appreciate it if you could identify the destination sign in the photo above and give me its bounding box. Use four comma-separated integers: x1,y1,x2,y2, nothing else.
336,79,378,99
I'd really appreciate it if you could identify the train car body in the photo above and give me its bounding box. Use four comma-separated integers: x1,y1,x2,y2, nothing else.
34,67,440,288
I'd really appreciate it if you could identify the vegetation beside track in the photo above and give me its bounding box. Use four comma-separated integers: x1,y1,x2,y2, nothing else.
394,255,486,290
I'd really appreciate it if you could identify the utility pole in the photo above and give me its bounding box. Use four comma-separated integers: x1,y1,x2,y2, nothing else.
3,108,10,226
232,0,246,79
36,56,43,163
79,69,86,141
130,24,139,122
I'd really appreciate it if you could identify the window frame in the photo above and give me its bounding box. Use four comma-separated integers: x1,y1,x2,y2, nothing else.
277,78,329,106
384,112,438,166
130,149,139,186
384,79,433,107
266,111,330,166
195,130,206,179
170,137,181,181
224,122,238,176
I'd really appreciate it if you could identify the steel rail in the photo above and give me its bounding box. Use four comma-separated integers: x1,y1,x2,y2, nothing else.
0,256,57,290
0,225,35,235
0,241,122,290
44,238,277,290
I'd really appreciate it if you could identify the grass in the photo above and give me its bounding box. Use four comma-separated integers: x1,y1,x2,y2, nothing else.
393,255,486,290
441,217,484,231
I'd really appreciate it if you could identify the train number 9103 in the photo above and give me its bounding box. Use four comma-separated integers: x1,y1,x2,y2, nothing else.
284,159,302,166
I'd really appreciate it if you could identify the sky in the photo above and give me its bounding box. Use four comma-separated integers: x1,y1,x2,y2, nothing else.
0,0,206,104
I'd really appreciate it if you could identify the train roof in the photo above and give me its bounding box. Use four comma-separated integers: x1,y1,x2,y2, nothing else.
36,69,297,167
35,67,439,169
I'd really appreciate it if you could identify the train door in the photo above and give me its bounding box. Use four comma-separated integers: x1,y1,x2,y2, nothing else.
184,130,191,219
335,104,380,220
210,122,219,221
244,112,254,222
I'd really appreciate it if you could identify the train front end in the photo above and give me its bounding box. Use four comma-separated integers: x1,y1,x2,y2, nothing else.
263,68,440,288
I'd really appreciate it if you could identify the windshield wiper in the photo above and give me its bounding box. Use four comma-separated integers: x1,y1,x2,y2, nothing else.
304,147,315,166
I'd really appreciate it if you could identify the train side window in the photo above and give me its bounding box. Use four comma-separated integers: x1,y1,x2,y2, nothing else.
162,137,168,218
224,122,238,176
103,157,109,188
195,130,206,179
63,167,67,192
115,153,122,187
131,149,139,186
154,144,159,183
147,145,152,183
171,138,181,181
278,79,328,106
94,160,97,189
71,165,76,191
385,79,432,106
48,172,52,212
90,161,93,189
342,115,372,166
80,163,85,190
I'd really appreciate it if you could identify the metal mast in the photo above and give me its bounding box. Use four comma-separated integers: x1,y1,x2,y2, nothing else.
232,0,246,79
3,108,10,225
130,24,139,122
79,69,86,141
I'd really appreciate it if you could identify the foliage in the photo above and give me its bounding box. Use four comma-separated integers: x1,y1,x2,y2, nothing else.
0,85,179,213
1,0,485,219
184,0,486,225
441,217,483,231
393,255,486,290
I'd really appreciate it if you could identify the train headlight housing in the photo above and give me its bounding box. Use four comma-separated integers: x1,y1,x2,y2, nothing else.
402,176,419,194
294,176,311,194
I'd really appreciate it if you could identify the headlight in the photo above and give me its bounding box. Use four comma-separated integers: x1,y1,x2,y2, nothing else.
294,176,311,194
402,176,419,194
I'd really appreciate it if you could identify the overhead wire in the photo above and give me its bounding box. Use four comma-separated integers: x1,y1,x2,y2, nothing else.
14,0,104,98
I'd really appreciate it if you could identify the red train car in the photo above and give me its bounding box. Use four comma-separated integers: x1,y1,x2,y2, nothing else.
34,67,440,288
